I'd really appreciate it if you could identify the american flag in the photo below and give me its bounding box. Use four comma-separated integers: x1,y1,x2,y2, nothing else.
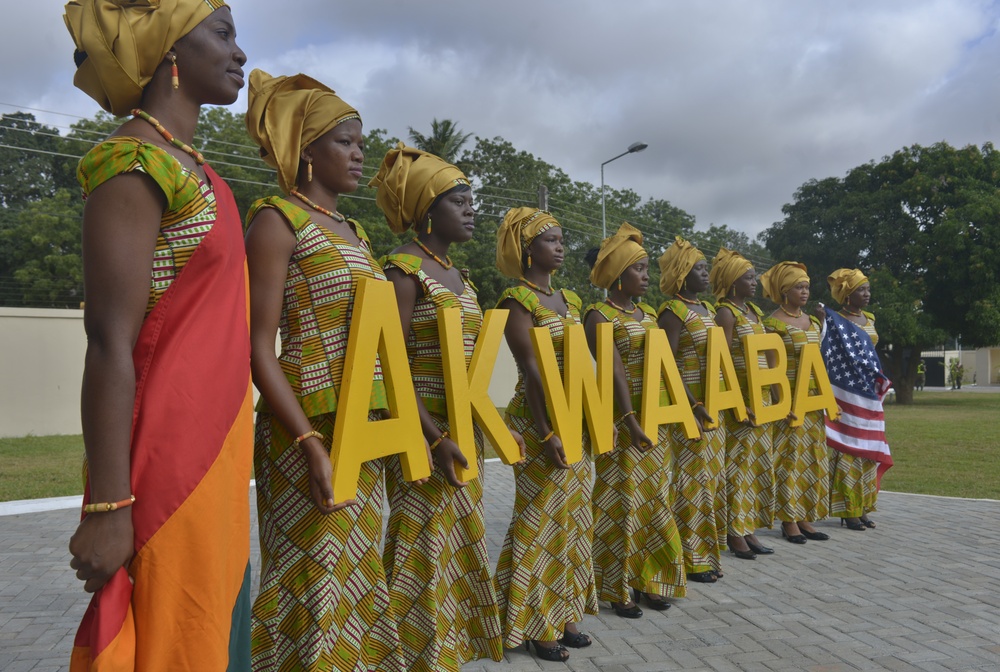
822,310,894,485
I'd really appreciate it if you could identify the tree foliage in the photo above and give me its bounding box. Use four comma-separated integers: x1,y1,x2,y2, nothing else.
408,118,472,165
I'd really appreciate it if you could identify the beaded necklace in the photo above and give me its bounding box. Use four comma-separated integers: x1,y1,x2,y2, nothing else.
521,278,554,296
412,237,454,270
674,293,701,305
132,108,205,165
290,189,346,223
720,298,749,315
606,297,636,314
779,305,803,318
840,307,863,317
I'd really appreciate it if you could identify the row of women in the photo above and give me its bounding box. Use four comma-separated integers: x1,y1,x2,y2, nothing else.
62,2,886,670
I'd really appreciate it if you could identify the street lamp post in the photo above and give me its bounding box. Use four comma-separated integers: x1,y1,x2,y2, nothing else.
600,141,648,294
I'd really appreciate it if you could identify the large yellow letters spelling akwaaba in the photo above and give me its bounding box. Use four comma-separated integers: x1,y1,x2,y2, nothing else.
741,332,792,424
703,326,747,429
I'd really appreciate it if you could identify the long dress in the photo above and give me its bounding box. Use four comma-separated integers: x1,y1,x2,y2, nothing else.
829,311,881,519
585,301,686,603
71,139,253,672
248,197,400,672
657,299,727,575
763,315,829,524
380,254,503,672
718,300,775,533
494,286,598,647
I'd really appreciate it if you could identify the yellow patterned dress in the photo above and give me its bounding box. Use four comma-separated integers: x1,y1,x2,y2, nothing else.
586,301,686,603
657,299,727,576
248,197,401,672
718,300,775,533
494,287,598,647
380,254,503,672
829,311,880,518
763,315,830,524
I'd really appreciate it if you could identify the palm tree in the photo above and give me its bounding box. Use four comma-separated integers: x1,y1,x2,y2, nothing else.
407,118,473,164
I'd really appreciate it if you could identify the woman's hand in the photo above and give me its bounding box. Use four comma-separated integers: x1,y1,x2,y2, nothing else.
542,433,570,469
692,403,712,434
301,438,356,514
814,302,827,320
509,429,527,463
744,408,757,428
625,417,654,452
69,509,134,593
433,436,468,488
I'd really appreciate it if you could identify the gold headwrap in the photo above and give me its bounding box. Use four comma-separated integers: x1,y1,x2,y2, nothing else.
657,236,705,295
368,143,470,234
64,0,227,116
495,207,560,279
589,222,647,289
708,247,754,299
760,261,809,303
245,69,361,194
828,268,869,305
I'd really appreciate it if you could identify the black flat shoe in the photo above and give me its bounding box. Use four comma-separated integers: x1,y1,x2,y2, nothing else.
781,528,807,544
730,548,757,560
799,529,830,541
610,601,643,619
634,589,671,610
860,516,876,529
745,540,774,555
525,640,569,662
841,518,867,531
688,571,718,583
558,630,592,648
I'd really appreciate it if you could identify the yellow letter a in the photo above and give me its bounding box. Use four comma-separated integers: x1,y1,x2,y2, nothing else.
742,332,791,424
789,341,840,427
703,326,747,429
640,328,700,440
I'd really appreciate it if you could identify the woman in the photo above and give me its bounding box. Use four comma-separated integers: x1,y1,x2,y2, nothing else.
583,223,686,618
493,207,597,663
656,237,727,583
370,144,518,672
710,248,775,559
760,261,830,544
244,70,401,671
827,268,889,530
64,1,252,669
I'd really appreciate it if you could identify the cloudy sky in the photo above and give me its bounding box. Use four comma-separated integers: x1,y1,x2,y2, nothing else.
6,1,1000,237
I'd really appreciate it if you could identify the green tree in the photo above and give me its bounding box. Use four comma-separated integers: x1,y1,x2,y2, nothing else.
408,118,472,165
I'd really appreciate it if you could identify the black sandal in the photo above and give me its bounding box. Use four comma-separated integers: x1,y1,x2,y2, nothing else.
610,601,643,619
841,518,867,531
559,629,593,647
860,515,876,529
688,571,717,583
525,640,569,662
634,589,671,610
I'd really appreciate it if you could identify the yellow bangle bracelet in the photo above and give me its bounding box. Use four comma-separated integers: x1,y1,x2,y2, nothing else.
83,495,135,514
618,410,637,422
293,430,324,449
540,430,555,443
692,401,704,409
429,431,450,450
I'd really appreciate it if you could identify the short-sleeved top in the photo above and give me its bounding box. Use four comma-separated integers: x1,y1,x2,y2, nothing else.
384,253,482,417
763,314,822,391
841,310,878,347
717,299,768,404
77,138,220,316
657,299,719,403
584,301,658,411
499,286,583,419
247,196,387,417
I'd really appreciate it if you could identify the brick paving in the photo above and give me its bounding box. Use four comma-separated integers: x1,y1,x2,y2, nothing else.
2,462,999,671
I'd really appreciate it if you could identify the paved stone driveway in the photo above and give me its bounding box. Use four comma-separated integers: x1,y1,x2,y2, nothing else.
3,461,999,671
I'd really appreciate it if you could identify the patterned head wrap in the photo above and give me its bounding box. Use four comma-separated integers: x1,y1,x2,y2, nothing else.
368,143,470,234
64,0,228,116
828,268,869,305
657,236,705,295
589,222,648,289
760,261,809,303
245,69,361,194
495,207,560,279
708,247,755,299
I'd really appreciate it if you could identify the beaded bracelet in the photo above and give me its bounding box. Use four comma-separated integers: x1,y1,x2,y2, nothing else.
691,401,704,409
540,430,556,444
83,495,135,514
293,430,324,449
429,431,450,450
618,409,637,422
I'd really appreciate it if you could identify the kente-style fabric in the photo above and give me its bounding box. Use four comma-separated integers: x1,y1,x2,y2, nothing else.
588,222,647,290
71,143,252,672
64,0,227,115
245,69,360,194
657,236,705,296
380,254,503,671
493,286,597,647
708,247,754,299
763,315,829,523
494,207,560,279
760,261,809,303
77,138,222,316
368,144,469,234
827,268,869,306
585,301,686,603
246,197,387,419
657,299,726,575
717,300,775,533
829,311,880,518
246,197,400,672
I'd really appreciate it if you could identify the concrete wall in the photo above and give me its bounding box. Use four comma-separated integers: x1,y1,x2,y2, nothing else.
0,308,520,438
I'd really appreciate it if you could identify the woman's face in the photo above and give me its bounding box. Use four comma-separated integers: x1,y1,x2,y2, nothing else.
426,187,475,244
172,7,247,106
685,259,710,293
619,258,649,297
304,119,365,194
785,280,810,307
848,282,871,308
731,267,757,300
527,226,564,272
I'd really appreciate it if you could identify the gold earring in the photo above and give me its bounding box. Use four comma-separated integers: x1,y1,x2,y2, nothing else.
617,278,622,290
306,161,313,183
527,252,532,269
170,54,179,89
426,216,432,235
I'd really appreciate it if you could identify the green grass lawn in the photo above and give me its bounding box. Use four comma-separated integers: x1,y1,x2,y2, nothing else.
2,390,997,502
